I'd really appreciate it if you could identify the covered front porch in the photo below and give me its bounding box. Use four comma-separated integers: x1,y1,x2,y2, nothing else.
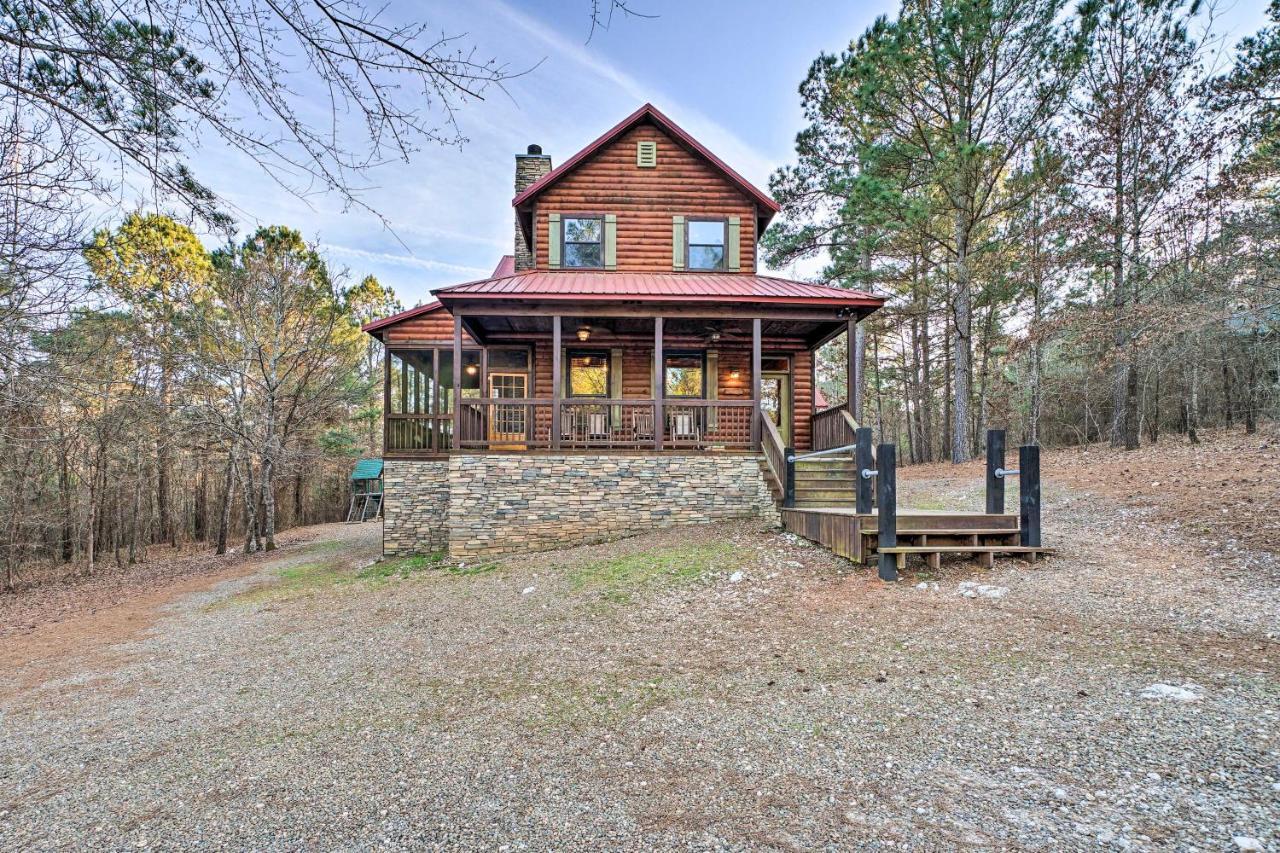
382,305,866,459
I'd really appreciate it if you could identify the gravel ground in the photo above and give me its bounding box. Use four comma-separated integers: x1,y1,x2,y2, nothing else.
1,478,1277,851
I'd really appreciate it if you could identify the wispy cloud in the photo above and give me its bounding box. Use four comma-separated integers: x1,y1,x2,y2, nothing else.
485,0,778,184
320,243,491,277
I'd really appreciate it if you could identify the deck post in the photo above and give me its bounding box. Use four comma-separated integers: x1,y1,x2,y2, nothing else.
751,318,762,449
1019,444,1041,547
876,442,897,581
986,429,1006,514
653,316,664,451
452,314,463,451
551,315,562,450
783,447,796,508
846,319,858,423
855,426,873,514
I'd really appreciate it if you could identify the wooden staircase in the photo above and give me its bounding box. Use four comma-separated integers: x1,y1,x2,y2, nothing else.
763,415,1053,575
791,457,862,509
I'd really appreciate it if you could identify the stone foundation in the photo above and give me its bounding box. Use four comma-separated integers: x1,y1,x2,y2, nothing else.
382,459,449,556
383,454,777,560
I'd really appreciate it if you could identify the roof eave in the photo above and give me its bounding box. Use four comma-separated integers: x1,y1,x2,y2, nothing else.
511,103,781,215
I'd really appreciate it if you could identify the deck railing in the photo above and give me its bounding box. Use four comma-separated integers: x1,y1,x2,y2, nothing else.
811,405,858,451
386,398,758,453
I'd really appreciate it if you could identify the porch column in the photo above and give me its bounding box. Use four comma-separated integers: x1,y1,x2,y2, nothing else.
653,317,664,451
847,318,860,424
452,314,463,451
551,315,562,450
751,318,762,449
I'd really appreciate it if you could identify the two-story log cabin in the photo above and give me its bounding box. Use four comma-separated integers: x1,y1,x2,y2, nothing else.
364,104,884,559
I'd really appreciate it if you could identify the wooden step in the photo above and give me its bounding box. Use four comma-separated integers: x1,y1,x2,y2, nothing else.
878,545,1054,570
891,527,1022,536
860,513,1019,533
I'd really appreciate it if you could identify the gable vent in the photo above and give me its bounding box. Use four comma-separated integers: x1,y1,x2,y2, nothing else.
636,140,657,168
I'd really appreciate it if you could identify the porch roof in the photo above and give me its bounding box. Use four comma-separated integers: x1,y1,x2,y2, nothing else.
434,271,883,308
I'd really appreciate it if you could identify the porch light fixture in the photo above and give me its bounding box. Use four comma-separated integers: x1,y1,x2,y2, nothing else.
465,364,478,376
729,369,741,379
576,325,591,342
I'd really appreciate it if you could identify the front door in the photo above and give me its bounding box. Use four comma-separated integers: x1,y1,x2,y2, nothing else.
761,371,792,444
488,373,528,449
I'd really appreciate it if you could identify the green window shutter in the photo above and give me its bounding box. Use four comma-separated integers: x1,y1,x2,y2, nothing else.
548,213,561,269
609,347,624,423
726,216,741,272
672,216,685,271
706,350,719,431
604,214,617,271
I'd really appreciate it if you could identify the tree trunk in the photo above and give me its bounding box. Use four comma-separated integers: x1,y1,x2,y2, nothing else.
1221,340,1234,429
1110,116,1129,448
951,215,973,464
1244,327,1259,434
216,449,235,556
241,455,260,555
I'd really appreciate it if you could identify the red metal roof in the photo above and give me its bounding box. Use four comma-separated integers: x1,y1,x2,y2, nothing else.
361,299,442,333
490,255,515,277
434,271,882,308
512,104,781,218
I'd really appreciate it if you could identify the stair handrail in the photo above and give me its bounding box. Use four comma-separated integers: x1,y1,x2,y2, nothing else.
841,410,876,464
789,443,858,463
758,410,788,496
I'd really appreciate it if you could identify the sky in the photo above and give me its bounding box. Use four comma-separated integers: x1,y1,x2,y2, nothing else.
190,0,1270,309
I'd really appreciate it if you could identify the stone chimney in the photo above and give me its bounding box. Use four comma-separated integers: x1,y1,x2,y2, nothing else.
514,144,551,272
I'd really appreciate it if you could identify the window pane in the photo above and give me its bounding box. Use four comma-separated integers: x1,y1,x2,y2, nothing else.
390,353,406,413
564,242,602,268
689,245,725,270
563,218,601,243
688,220,725,245
665,353,704,397
488,349,529,370
438,350,453,413
462,350,481,397
569,352,609,396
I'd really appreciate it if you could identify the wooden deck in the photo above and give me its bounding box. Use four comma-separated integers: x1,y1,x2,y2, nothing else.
780,507,1051,567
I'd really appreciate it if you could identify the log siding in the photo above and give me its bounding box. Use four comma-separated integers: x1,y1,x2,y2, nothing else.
533,124,757,274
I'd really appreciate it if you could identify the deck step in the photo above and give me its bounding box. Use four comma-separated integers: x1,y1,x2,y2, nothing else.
879,544,1053,569
878,546,1051,553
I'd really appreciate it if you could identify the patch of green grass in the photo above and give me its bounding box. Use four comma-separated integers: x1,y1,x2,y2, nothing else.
566,541,741,604
358,551,446,580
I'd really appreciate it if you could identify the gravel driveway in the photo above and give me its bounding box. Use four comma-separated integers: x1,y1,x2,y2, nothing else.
2,480,1277,851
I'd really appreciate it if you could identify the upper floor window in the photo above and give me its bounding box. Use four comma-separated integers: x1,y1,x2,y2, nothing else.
562,216,604,268
687,219,727,270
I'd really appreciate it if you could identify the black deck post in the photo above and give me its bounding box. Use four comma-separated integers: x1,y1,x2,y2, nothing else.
783,448,796,508
877,442,897,582
986,429,1006,514
1019,444,1041,547
855,426,873,515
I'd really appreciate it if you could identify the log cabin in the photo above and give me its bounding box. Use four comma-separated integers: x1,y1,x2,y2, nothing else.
363,104,885,559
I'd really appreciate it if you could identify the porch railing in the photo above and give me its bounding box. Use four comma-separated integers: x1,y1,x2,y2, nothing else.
811,405,859,451
386,399,758,453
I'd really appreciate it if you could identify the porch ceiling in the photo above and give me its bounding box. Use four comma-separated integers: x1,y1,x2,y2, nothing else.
461,314,839,346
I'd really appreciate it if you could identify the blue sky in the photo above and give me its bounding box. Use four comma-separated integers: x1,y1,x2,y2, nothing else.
196,0,1268,309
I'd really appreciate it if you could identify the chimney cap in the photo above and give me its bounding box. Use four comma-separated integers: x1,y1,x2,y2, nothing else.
525,144,543,155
